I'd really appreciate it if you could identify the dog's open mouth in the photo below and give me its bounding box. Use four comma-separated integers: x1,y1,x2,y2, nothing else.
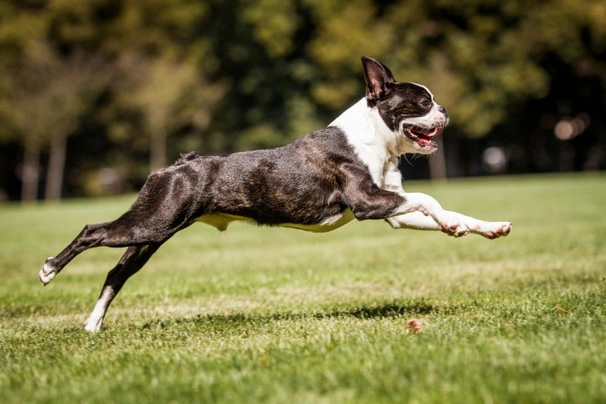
404,125,444,148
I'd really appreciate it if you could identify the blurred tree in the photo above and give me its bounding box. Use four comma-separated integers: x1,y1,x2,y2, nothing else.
44,50,111,200
302,0,606,177
0,0,604,200
0,1,46,200
0,41,110,201
242,0,300,58
108,53,225,171
305,0,393,109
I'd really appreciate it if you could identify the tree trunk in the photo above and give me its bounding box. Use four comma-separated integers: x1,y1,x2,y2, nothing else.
429,136,448,180
150,130,167,171
45,132,67,201
21,138,41,202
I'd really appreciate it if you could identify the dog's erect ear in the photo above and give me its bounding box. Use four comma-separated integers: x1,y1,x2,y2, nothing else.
361,56,395,102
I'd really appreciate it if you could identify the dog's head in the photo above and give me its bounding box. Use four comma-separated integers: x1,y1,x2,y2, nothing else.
362,56,449,154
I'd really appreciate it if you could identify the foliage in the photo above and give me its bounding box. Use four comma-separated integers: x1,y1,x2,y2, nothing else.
1,174,605,402
106,52,226,170
0,0,605,199
0,40,110,200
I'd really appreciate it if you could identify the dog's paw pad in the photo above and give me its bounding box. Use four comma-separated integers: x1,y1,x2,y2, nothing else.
496,222,512,236
454,227,470,237
483,222,512,239
439,221,469,237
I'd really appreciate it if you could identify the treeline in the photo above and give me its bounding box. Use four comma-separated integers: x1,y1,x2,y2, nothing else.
1,0,605,201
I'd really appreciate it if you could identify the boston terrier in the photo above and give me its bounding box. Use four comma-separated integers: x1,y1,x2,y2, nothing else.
39,56,511,332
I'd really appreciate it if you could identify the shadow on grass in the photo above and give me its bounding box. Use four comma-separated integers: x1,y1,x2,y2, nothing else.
134,300,469,332
333,301,436,319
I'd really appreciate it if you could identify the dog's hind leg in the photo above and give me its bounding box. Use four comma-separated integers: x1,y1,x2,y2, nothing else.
40,221,128,285
39,164,202,285
38,216,171,285
84,243,162,333
39,215,192,285
38,214,179,284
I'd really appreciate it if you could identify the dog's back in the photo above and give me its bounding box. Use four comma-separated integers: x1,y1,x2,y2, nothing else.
139,126,363,231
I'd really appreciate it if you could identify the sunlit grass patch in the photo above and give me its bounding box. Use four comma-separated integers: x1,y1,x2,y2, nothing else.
1,173,605,403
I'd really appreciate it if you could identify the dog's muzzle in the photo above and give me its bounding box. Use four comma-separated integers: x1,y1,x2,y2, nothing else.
403,125,445,148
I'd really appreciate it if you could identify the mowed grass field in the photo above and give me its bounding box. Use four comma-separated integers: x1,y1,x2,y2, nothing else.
1,174,605,403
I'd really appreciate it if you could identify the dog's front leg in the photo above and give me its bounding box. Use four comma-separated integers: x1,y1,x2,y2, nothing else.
341,164,510,238
387,193,511,238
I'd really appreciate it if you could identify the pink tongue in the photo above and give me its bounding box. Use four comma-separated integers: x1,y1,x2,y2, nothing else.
417,137,434,147
424,127,438,137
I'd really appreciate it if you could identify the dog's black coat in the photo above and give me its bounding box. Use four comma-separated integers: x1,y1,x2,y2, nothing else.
114,126,403,240
42,124,408,316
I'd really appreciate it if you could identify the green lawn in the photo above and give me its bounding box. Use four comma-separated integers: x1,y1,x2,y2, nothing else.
1,174,605,403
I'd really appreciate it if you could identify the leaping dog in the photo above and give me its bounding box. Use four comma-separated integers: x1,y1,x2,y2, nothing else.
39,57,511,332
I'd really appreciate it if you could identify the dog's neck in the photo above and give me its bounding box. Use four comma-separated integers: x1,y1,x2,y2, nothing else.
329,98,407,157
329,98,406,185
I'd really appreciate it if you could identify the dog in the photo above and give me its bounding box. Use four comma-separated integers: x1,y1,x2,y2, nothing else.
39,56,511,332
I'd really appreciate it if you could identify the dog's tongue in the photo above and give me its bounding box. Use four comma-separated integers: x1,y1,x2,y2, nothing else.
423,126,443,138
425,128,437,137
417,137,435,147
414,126,444,147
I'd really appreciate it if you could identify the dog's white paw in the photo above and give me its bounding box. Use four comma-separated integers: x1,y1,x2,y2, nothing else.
438,216,470,238
84,316,103,333
39,257,57,285
479,221,512,239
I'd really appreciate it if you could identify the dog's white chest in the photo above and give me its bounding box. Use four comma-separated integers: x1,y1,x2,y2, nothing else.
330,98,393,187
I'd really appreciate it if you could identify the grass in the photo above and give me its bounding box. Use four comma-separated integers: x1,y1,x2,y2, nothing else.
1,173,605,403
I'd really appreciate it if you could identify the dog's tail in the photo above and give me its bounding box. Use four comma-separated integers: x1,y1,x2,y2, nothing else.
175,151,200,165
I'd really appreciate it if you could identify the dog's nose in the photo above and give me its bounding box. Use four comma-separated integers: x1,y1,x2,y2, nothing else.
438,105,449,121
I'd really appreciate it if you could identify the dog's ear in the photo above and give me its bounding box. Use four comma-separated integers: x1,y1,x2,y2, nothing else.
361,56,395,102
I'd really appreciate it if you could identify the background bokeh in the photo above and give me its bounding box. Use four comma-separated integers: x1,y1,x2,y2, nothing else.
1,0,605,201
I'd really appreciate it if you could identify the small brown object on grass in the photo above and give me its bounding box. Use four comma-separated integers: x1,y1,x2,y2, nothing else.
405,318,423,334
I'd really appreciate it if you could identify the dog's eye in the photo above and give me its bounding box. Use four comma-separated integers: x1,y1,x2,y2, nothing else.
419,99,432,109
